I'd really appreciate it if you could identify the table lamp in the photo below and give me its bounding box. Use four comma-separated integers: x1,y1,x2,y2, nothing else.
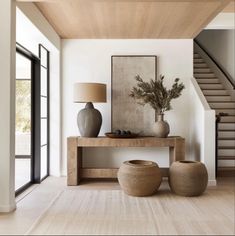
73,82,107,137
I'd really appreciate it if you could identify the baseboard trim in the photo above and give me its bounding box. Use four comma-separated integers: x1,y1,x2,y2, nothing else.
208,179,217,186
0,203,16,213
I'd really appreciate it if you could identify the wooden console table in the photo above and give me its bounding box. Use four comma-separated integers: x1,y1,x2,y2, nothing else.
67,136,185,186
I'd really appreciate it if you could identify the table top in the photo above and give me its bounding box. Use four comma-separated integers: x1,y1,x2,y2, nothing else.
68,136,185,147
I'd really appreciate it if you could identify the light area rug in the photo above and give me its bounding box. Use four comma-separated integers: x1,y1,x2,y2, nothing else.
27,189,234,235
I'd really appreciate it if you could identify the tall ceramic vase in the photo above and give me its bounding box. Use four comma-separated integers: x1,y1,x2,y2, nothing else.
153,114,170,138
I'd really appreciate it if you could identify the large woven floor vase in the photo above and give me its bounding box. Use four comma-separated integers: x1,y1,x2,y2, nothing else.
118,160,162,197
169,161,208,197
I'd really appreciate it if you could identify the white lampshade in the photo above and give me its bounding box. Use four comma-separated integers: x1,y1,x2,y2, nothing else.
73,83,107,103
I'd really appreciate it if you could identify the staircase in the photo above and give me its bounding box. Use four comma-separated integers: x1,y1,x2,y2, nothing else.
193,52,235,177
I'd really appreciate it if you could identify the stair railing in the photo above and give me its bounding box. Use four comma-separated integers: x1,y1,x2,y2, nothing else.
215,114,221,178
194,39,235,178
194,39,235,90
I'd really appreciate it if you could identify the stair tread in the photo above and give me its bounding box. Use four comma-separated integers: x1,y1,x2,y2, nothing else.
194,72,211,73
198,82,218,84
194,69,211,72
194,64,208,65
194,73,214,74
197,78,218,79
218,146,235,149
219,120,235,124
209,101,235,104
216,108,235,110
219,115,235,117
205,95,229,96
196,77,217,79
218,156,235,160
217,137,235,141
218,167,235,171
199,82,220,84
219,122,235,124
218,129,235,132
202,89,225,90
208,100,232,102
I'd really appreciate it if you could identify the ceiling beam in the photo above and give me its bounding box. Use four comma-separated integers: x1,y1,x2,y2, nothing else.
192,0,232,38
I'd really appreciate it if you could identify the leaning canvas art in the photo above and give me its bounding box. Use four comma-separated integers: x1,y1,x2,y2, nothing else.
111,56,157,135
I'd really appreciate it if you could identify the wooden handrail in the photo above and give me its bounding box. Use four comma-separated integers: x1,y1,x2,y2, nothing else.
194,39,235,89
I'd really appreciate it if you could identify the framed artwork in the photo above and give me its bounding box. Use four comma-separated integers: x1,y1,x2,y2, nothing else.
111,55,157,135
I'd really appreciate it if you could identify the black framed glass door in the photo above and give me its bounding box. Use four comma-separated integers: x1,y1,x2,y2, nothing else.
15,43,50,194
39,44,50,180
15,51,32,192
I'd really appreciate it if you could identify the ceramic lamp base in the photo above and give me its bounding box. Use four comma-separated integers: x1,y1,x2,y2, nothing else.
77,102,102,137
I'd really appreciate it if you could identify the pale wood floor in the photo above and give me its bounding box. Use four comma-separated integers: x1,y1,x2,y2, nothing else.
0,177,234,235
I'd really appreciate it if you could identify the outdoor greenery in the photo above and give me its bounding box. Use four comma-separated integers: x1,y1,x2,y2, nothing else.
130,75,185,115
16,80,31,133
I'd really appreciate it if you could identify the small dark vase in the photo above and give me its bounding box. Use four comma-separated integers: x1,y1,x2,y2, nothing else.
153,114,170,138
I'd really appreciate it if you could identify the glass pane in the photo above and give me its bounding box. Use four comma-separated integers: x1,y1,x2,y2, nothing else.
15,158,31,191
16,53,31,79
15,52,32,191
40,47,48,68
41,67,47,96
41,96,47,118
15,72,31,155
41,145,48,179
41,118,47,146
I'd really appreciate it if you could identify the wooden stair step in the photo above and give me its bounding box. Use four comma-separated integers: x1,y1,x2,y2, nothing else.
203,90,228,95
194,68,211,73
194,58,204,63
218,137,235,140
206,95,232,102
218,129,235,132
218,139,235,147
210,102,235,109
194,73,216,78
218,123,235,130
218,156,235,160
197,78,219,84
216,109,235,115
217,167,235,177
200,84,224,89
194,63,208,68
219,116,235,123
193,53,201,59
218,146,235,149
218,131,235,139
212,101,235,103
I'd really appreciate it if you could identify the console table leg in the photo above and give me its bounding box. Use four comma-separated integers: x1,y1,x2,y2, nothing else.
169,139,185,165
67,137,82,186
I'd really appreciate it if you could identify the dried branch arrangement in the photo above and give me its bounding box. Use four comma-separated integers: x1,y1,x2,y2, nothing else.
130,75,185,115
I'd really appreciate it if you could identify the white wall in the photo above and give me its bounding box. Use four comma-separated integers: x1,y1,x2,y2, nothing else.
16,2,60,50
196,29,235,81
0,0,16,212
16,4,61,176
205,13,235,30
62,39,193,176
190,78,216,184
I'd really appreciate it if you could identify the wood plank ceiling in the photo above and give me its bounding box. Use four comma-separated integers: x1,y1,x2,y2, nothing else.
28,0,233,39
222,0,235,12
